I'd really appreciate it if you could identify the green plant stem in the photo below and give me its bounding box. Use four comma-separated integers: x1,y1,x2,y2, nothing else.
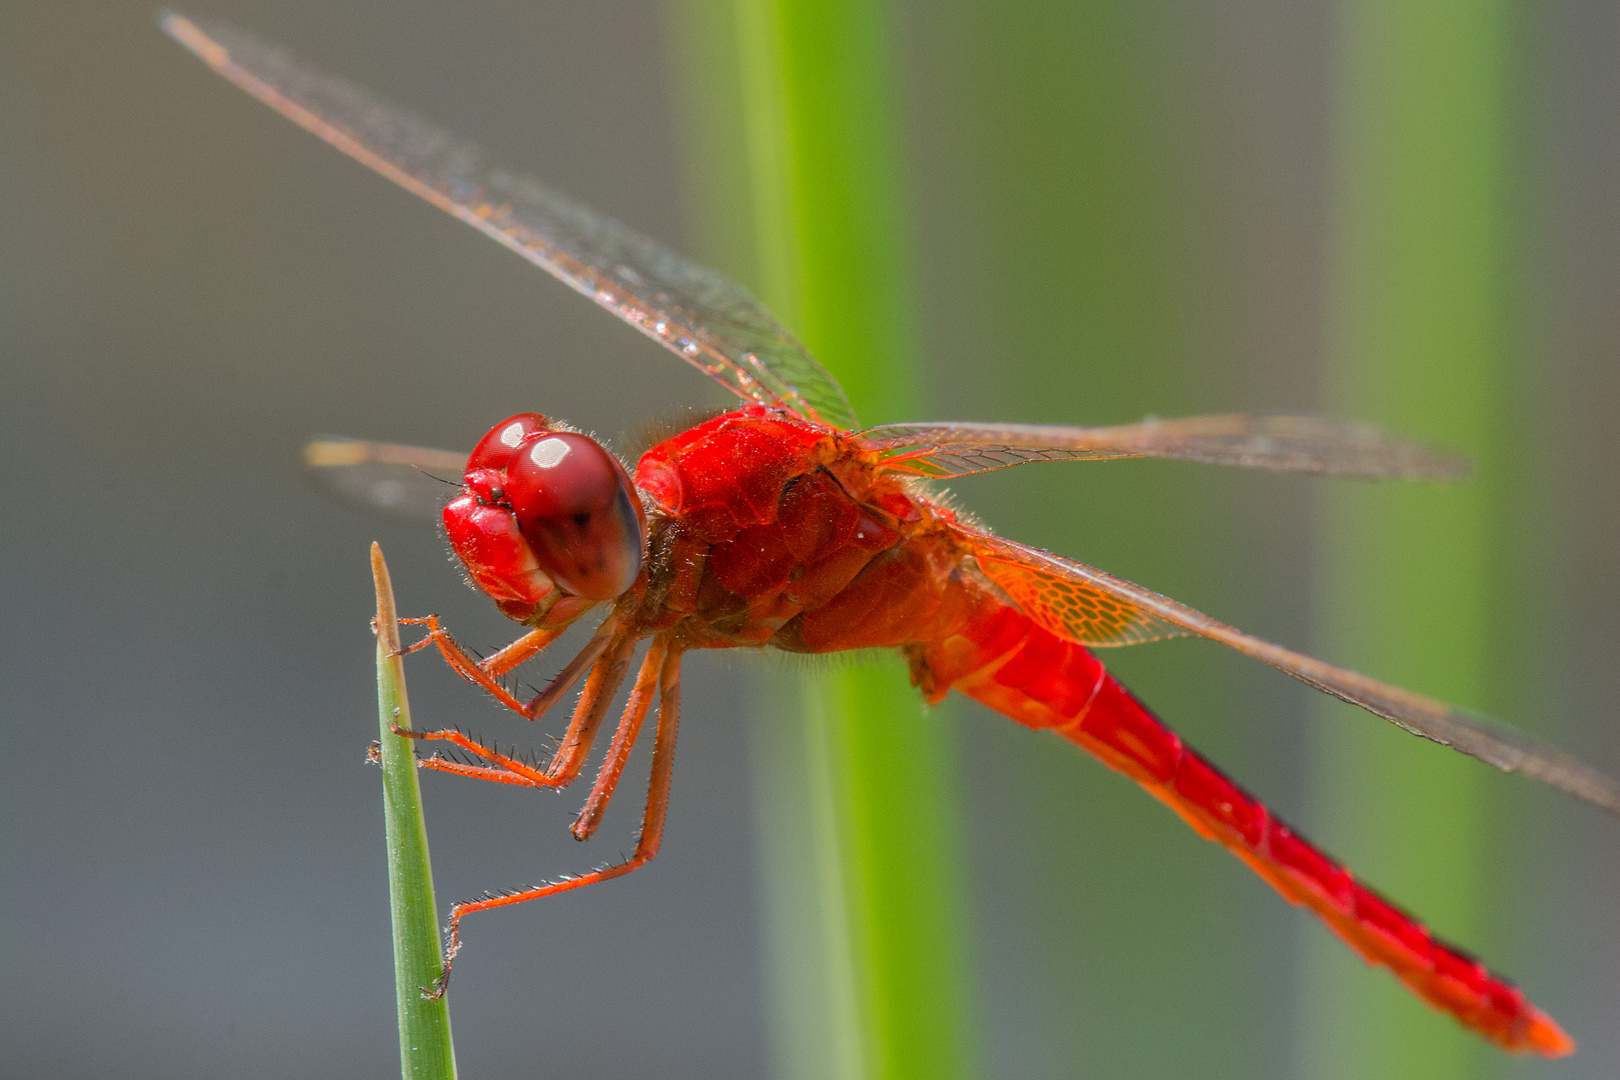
371,543,458,1080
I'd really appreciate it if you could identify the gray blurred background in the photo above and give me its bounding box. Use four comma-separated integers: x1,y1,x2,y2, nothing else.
3,1,1617,1078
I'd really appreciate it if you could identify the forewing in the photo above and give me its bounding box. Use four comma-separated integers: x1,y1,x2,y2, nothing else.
962,529,1620,815
303,438,466,520
861,415,1470,480
163,14,858,431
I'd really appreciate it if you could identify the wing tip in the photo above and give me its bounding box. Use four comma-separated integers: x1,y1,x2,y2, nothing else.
160,11,230,69
303,438,371,468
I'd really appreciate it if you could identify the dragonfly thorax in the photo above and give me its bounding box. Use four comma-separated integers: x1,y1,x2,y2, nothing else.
632,407,965,652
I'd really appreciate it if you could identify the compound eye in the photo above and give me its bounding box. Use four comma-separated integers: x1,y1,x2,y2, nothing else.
466,413,549,474
505,432,645,600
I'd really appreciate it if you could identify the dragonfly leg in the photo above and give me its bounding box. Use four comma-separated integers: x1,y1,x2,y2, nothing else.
571,636,670,841
398,615,561,669
471,624,569,677
399,613,619,719
423,642,684,999
399,632,636,790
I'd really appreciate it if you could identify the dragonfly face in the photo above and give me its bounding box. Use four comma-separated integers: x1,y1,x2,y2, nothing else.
445,412,646,618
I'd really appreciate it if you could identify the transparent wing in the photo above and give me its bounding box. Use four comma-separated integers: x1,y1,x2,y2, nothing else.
302,438,466,520
163,14,859,432
960,528,1620,815
860,415,1470,481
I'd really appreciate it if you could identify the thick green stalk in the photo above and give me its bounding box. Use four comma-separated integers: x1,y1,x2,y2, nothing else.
371,544,458,1080
1301,0,1520,1076
664,4,976,1078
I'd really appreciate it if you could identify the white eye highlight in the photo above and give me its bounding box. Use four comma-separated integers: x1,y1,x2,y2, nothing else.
499,420,530,448
528,437,572,469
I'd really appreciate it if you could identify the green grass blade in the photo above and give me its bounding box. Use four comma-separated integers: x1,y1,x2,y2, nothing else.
371,543,458,1080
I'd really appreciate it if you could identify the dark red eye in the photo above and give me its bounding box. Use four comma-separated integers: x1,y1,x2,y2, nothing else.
505,432,645,601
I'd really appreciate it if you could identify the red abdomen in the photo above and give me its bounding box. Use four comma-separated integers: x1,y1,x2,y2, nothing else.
912,594,1572,1056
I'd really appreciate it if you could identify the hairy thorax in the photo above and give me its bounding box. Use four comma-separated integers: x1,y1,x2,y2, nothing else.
630,406,973,653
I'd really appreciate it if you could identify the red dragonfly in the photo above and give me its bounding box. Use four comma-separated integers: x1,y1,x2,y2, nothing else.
167,13,1620,1058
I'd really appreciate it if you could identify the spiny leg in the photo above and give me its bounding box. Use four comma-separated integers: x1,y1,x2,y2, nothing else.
394,619,563,713
424,641,685,998
398,632,636,790
397,620,563,675
571,637,669,841
398,611,618,719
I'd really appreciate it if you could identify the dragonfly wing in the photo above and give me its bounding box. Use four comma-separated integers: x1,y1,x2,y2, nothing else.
303,438,466,520
860,415,1470,480
961,529,1620,815
966,544,1192,648
163,14,858,432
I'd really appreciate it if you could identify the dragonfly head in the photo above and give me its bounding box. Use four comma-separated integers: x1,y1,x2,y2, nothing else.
444,413,647,621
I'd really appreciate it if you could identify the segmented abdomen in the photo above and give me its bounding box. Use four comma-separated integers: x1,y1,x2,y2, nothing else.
912,597,1571,1056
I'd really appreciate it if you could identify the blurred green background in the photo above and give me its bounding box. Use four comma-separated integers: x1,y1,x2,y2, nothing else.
4,1,1618,1077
